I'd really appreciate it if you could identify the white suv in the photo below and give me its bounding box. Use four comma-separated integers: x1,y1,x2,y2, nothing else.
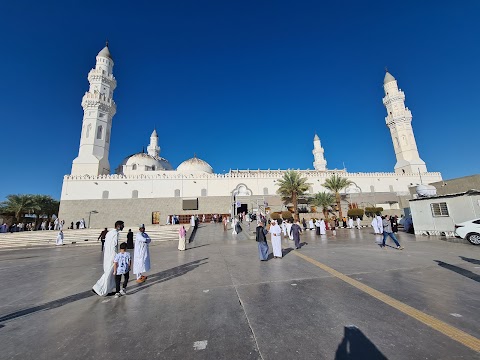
455,219,480,245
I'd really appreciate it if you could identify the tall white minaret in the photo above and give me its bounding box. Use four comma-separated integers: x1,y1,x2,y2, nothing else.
312,134,327,171
147,129,160,158
382,71,427,174
71,43,117,176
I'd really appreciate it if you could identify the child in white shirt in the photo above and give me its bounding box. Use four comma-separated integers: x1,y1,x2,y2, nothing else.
113,242,131,298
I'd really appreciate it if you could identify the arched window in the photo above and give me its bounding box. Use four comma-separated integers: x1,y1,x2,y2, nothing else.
132,190,138,199
86,124,91,138
97,125,103,140
132,164,137,170
174,189,180,197
102,191,109,199
370,186,375,193
201,188,207,197
151,165,155,171
389,185,394,192
106,129,110,143
263,187,269,195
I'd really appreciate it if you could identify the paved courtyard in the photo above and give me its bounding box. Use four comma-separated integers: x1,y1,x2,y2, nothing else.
0,224,479,359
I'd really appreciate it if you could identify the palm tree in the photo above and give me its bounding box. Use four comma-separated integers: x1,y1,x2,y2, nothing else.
310,191,335,219
276,170,311,221
323,174,352,219
32,195,60,228
0,194,39,223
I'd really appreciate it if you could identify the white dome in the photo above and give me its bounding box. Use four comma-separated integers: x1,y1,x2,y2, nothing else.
177,156,213,174
117,153,173,174
97,45,112,60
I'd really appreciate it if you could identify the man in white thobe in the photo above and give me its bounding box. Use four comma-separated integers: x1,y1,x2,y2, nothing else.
133,224,151,283
281,221,287,237
356,217,361,229
190,215,195,228
308,219,314,230
269,220,282,258
55,230,64,245
285,221,293,240
376,215,383,234
93,220,124,296
320,219,326,235
348,217,354,229
371,218,379,234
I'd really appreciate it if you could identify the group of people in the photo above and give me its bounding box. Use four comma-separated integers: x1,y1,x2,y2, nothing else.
256,219,304,260
371,214,403,249
92,222,152,298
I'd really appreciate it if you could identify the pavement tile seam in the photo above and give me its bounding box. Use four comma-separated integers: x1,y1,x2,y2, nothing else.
291,250,480,353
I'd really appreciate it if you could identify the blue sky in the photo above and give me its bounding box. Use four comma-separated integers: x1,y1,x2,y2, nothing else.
0,1,479,201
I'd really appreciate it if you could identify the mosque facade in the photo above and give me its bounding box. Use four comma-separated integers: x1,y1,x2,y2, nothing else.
59,45,442,227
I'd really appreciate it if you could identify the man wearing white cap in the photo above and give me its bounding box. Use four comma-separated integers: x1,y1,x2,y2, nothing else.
269,220,283,259
133,224,151,283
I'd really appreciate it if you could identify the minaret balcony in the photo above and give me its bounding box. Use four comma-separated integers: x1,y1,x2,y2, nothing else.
81,92,117,112
88,69,117,89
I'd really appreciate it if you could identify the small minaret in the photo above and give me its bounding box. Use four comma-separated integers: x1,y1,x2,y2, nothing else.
71,43,117,176
312,134,327,171
383,71,427,174
147,129,160,158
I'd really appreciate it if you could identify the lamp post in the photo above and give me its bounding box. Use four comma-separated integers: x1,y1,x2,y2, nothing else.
88,210,98,228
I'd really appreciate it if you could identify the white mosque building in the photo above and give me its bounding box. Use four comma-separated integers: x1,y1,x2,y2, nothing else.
59,44,442,227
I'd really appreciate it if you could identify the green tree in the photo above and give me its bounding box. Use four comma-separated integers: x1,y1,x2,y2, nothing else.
31,195,60,228
0,194,39,223
323,174,352,219
310,191,335,219
276,170,311,221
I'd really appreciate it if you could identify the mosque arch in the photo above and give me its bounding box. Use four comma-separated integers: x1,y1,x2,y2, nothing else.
370,186,375,193
201,188,207,197
102,190,109,199
132,164,137,170
132,190,138,199
231,183,252,197
174,189,180,197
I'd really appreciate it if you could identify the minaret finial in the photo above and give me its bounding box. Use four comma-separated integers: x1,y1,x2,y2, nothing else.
194,153,197,158
385,66,388,73
106,39,109,48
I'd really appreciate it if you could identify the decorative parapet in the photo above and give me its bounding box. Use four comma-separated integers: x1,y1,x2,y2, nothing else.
63,170,442,182
87,69,117,89
81,92,117,115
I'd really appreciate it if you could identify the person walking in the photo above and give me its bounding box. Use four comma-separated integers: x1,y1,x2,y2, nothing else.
133,224,151,283
330,218,337,236
376,214,383,234
178,226,186,251
256,221,269,261
381,215,403,250
348,217,354,229
320,218,326,235
356,216,361,229
315,219,321,235
55,230,64,246
290,221,303,249
126,229,134,249
113,242,131,298
93,220,125,296
269,220,282,259
223,216,228,231
98,228,108,251
391,215,399,233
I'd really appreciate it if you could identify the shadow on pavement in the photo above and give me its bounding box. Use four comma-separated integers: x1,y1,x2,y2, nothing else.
335,325,388,360
0,258,208,325
185,244,210,251
128,258,208,294
459,256,480,265
434,260,480,283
